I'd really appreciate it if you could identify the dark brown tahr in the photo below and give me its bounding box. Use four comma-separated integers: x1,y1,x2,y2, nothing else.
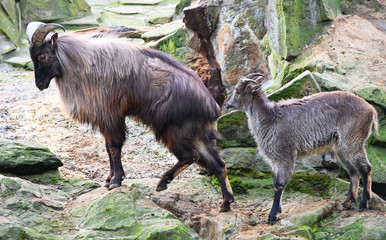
27,22,234,212
225,73,378,224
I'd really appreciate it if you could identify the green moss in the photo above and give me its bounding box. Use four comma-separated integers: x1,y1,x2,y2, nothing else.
286,226,313,240
1,177,22,193
20,0,91,22
313,218,365,240
228,168,271,179
229,178,253,194
159,38,182,61
366,146,386,184
268,70,321,102
286,172,332,197
156,27,189,62
75,189,196,239
0,7,20,46
217,111,255,148
175,0,192,15
356,87,386,108
210,172,271,195
278,0,334,59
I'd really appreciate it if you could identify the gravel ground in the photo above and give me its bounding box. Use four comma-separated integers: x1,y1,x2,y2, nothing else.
0,63,200,184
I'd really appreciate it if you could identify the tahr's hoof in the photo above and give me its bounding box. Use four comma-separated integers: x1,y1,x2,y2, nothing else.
342,203,355,210
359,200,368,212
156,184,167,191
108,183,121,190
104,182,110,188
268,215,279,225
219,200,231,212
219,207,230,212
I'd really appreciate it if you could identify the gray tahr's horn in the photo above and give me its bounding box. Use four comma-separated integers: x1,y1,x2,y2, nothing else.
26,22,65,47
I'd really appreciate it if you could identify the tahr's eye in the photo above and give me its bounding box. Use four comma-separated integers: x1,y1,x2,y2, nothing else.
38,54,48,62
235,88,240,94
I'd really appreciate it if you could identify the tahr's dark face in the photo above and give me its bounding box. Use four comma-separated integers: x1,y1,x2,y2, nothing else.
29,36,62,91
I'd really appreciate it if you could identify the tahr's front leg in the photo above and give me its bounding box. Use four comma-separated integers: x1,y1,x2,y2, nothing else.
105,142,125,190
102,119,126,190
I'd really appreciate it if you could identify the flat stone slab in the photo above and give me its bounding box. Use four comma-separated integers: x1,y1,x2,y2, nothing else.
141,19,184,41
0,35,16,55
4,56,33,70
104,6,143,15
120,0,165,5
0,139,63,175
148,9,174,24
60,9,101,27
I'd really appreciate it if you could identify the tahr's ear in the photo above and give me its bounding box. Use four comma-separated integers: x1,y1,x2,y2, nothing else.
251,76,264,92
51,32,58,45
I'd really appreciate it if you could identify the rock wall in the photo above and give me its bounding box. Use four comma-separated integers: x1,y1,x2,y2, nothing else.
0,0,91,60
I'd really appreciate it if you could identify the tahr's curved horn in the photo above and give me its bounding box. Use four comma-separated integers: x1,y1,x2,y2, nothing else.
243,73,265,81
26,22,65,47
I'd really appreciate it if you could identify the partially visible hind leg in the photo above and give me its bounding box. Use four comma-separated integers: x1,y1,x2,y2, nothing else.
355,150,372,211
337,150,360,210
343,170,360,210
338,148,372,211
156,147,199,191
196,140,234,212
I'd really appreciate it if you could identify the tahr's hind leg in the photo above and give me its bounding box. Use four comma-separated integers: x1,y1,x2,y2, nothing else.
337,149,372,210
337,150,360,209
197,142,234,212
156,147,199,191
356,152,372,211
343,171,360,210
213,165,234,212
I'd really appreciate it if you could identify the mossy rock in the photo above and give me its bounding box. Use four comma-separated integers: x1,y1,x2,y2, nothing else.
356,87,386,109
314,211,386,240
74,188,198,239
268,70,321,102
276,0,337,59
217,111,256,148
0,3,20,46
153,26,192,63
4,56,33,70
0,139,63,175
220,147,258,170
141,20,185,41
366,146,386,184
0,223,48,240
0,34,16,56
148,9,174,25
175,0,192,16
286,172,332,197
20,0,91,24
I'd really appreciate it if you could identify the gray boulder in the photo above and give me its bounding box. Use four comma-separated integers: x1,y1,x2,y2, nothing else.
20,0,91,25
0,139,63,175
